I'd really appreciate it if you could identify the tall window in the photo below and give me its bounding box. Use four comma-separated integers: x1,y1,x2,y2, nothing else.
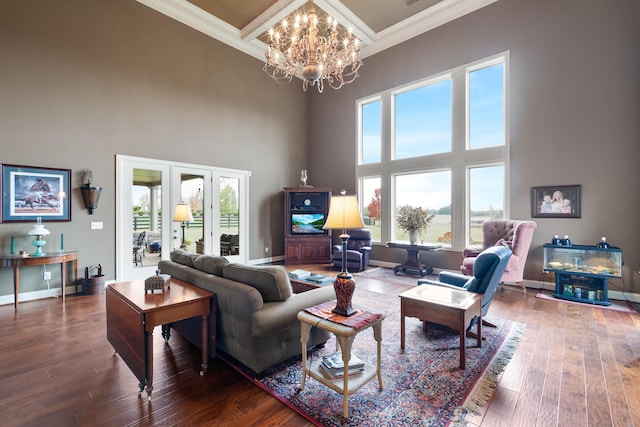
395,78,452,159
468,165,504,245
357,53,509,249
360,176,381,241
394,171,451,243
359,98,381,164
468,63,505,150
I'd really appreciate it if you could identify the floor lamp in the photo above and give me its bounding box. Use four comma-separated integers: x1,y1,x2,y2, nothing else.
173,203,193,249
323,190,365,316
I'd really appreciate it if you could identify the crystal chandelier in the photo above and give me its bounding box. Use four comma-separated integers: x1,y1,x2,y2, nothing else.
263,5,362,92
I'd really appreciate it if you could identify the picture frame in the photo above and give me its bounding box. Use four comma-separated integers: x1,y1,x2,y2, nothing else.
531,185,581,218
1,164,72,222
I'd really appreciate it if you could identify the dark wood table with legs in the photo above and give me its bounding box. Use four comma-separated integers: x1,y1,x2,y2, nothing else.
400,284,482,369
0,252,78,309
106,278,214,401
386,242,442,276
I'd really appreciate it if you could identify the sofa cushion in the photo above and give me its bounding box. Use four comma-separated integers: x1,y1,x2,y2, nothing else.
193,254,229,277
170,249,200,267
222,264,292,302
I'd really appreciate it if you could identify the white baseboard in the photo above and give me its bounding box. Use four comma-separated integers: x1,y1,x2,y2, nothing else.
0,280,117,307
0,288,63,306
249,255,285,265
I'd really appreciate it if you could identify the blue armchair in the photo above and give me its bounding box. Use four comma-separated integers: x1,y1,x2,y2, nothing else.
332,228,372,272
417,245,512,328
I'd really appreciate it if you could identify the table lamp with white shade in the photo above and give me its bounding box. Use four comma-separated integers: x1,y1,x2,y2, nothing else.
322,190,365,316
28,217,50,257
173,203,193,249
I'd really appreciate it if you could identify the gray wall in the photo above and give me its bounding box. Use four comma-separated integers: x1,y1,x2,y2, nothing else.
0,0,307,296
1,0,638,298
308,0,640,292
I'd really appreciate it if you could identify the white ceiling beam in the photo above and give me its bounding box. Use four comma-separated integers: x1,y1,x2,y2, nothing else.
137,0,500,64
313,0,376,45
361,0,500,58
241,0,308,41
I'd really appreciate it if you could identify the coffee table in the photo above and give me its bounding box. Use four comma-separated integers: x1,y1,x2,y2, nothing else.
106,278,214,401
289,276,334,293
386,241,442,276
399,284,482,369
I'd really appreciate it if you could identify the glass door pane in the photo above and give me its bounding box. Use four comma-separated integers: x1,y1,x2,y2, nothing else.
219,176,240,259
178,173,205,253
116,157,171,281
132,170,163,269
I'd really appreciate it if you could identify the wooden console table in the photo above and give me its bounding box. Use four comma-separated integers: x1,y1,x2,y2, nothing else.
106,279,214,401
0,251,78,309
386,242,442,276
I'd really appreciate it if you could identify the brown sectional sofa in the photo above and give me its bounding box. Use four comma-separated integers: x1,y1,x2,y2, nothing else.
158,250,335,375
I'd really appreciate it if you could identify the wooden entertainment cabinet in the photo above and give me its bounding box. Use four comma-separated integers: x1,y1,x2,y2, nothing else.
284,187,332,264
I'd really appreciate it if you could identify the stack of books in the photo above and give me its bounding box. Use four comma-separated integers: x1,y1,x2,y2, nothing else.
288,269,311,279
306,274,334,285
319,352,366,379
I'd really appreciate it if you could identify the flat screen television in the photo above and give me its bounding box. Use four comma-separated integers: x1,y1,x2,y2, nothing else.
291,213,326,234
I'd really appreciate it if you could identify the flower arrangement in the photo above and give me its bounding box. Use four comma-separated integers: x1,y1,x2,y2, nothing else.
396,205,435,233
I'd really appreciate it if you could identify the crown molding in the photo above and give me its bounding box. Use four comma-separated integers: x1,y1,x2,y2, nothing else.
137,0,500,63
362,0,499,58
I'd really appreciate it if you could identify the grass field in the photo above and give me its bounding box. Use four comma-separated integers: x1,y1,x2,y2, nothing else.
366,214,483,245
138,214,485,255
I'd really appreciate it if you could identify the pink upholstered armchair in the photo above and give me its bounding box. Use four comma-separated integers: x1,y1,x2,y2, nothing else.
461,220,537,293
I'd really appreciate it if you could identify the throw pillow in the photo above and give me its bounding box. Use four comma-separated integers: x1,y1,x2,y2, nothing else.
222,264,292,302
170,249,199,267
193,255,229,277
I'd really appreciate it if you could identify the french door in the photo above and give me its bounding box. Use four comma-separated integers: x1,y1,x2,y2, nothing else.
116,155,249,281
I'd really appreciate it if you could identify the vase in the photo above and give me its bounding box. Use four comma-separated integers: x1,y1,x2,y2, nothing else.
409,230,419,244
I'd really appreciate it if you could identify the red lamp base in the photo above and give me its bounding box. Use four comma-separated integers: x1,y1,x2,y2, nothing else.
332,273,356,317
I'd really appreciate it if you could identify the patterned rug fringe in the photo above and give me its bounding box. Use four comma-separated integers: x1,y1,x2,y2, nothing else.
450,322,526,426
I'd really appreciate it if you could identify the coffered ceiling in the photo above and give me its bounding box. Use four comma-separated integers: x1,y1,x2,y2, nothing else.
137,0,498,61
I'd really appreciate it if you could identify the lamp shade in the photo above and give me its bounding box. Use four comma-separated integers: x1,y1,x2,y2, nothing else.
28,224,50,236
323,194,364,231
173,203,194,222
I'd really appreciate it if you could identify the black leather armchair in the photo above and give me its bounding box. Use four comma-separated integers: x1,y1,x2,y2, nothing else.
332,228,372,272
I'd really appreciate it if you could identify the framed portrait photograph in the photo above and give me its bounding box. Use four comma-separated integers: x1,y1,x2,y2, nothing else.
531,185,581,218
1,164,72,222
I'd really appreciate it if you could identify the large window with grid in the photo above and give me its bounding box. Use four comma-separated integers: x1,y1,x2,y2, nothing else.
357,53,509,249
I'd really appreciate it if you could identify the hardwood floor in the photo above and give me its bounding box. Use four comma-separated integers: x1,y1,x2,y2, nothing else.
0,264,638,426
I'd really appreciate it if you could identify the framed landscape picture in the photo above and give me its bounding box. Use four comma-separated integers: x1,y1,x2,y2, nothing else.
531,185,581,218
1,164,72,222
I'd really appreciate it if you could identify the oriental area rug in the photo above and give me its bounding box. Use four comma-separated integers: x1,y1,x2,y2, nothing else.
222,288,524,427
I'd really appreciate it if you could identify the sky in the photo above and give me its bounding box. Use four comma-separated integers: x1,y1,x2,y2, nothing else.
361,62,504,212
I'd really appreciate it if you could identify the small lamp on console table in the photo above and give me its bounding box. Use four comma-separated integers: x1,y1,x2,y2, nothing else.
173,203,193,250
323,190,365,316
28,217,50,257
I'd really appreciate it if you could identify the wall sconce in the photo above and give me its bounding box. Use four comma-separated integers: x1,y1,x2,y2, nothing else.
81,169,102,214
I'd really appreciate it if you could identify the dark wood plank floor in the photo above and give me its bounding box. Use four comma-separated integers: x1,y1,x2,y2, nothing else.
0,264,638,426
